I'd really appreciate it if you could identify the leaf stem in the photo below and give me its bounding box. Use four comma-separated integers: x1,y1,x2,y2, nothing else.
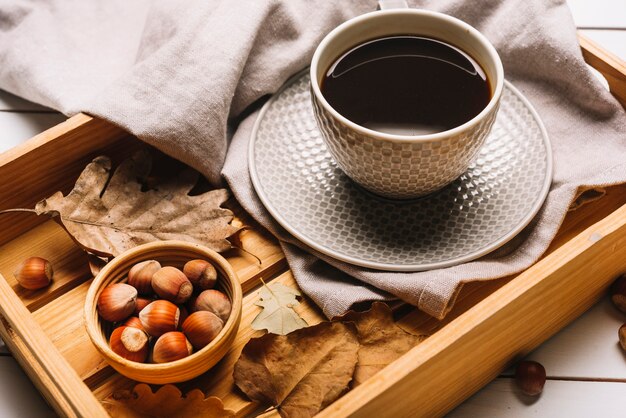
255,405,278,417
0,208,37,215
231,245,262,266
260,277,278,299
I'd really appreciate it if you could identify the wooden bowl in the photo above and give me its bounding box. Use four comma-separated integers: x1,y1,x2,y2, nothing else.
84,240,242,384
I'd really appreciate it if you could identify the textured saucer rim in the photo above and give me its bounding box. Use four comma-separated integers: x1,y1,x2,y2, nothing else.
249,69,553,272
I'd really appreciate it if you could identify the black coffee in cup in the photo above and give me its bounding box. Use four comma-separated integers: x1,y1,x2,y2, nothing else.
321,35,491,136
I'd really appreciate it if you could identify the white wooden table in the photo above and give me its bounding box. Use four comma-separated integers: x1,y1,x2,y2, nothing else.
449,1,626,415
0,1,624,416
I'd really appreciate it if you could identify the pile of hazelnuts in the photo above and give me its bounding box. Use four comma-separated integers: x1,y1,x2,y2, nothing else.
96,259,230,364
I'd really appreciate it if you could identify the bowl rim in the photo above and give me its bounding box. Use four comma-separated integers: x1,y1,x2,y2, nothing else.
84,240,242,375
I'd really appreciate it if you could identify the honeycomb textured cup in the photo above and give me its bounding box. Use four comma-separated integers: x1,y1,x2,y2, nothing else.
309,9,505,199
311,90,499,199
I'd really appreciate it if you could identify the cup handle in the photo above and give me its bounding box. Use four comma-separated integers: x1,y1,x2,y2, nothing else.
377,0,409,10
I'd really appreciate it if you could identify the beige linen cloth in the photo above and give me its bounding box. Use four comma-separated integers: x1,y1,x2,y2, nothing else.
1,0,625,319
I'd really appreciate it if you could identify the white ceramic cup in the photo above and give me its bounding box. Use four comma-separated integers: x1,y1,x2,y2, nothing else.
310,8,504,199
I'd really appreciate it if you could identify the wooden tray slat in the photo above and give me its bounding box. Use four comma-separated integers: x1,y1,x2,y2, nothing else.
32,280,107,382
0,221,90,311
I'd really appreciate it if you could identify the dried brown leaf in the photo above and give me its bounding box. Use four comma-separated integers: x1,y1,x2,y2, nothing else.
34,150,239,257
87,254,108,277
102,384,235,418
251,281,308,335
234,321,359,418
337,302,428,387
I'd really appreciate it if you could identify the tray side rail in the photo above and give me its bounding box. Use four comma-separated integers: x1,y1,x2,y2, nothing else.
0,273,109,417
579,33,626,108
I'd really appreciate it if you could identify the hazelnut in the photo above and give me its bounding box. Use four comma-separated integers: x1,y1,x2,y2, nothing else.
183,259,217,290
182,311,223,350
515,360,546,396
619,324,626,351
134,297,154,315
610,274,626,313
13,257,53,290
123,316,145,332
191,289,231,323
138,300,180,337
152,267,193,304
97,283,137,322
177,305,189,331
110,325,149,363
128,260,161,295
152,332,193,363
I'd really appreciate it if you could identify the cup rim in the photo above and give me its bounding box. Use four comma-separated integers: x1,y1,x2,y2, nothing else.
309,9,505,143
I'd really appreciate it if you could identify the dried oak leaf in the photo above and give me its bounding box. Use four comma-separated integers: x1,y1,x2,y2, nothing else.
102,384,234,418
234,321,359,418
34,150,239,257
251,281,308,335
337,302,428,387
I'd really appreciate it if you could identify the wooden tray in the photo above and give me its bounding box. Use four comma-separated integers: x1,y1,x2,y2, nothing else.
0,34,625,418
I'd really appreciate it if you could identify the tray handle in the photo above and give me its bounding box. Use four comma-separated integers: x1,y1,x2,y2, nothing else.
579,32,626,108
0,274,108,417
